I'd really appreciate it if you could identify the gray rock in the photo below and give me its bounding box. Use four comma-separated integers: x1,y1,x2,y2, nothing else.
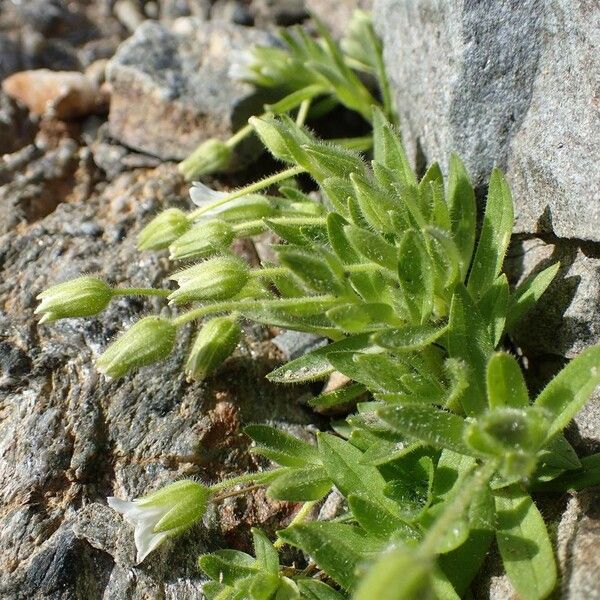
0,160,314,598
374,0,600,242
211,0,255,26
272,330,327,361
306,0,372,38
106,19,276,161
506,236,600,359
0,34,22,83
0,92,36,156
251,0,308,26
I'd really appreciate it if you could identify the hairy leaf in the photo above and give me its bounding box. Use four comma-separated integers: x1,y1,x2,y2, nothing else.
495,486,557,600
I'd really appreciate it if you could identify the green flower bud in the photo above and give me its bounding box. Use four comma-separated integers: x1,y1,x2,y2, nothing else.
178,138,233,180
168,256,249,305
97,316,177,378
35,276,112,323
186,317,242,380
108,479,211,564
138,208,191,251
169,219,234,261
249,115,309,164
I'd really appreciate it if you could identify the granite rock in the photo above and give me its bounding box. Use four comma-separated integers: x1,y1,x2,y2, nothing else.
374,0,600,242
106,19,277,161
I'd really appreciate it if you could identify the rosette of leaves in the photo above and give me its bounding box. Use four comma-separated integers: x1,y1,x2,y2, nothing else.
38,112,600,599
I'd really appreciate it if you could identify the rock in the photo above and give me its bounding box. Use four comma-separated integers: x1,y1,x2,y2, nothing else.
506,236,600,359
210,0,255,26
160,0,211,21
106,19,277,161
0,34,22,83
113,0,146,33
306,0,372,38
2,70,109,120
251,0,308,26
0,92,36,156
0,160,315,598
374,0,600,242
272,331,327,361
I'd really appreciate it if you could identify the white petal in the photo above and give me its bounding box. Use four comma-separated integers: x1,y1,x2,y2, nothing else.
135,526,170,564
108,496,171,563
189,182,227,207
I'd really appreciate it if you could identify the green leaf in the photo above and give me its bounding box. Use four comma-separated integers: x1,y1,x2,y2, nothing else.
252,528,279,575
327,351,406,394
267,333,372,383
267,465,332,501
377,404,473,456
321,176,354,216
506,262,560,331
353,547,432,600
278,522,384,590
383,457,434,521
478,274,509,346
424,226,462,291
467,168,514,299
447,153,476,280
495,486,557,600
245,424,320,467
486,352,529,409
397,229,435,323
202,581,230,600
199,550,258,586
326,213,360,263
536,433,580,471
447,284,493,416
310,382,366,411
418,163,444,222
317,432,385,497
295,578,345,600
371,107,416,187
277,247,346,295
265,219,314,246
350,172,393,232
534,345,600,439
344,225,398,270
326,302,395,333
373,323,448,352
348,493,419,540
533,452,600,492
250,572,281,600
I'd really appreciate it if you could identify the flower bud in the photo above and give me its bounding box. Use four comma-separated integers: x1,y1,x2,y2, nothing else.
178,138,233,180
35,276,112,323
168,256,249,305
97,316,177,378
108,479,210,564
249,115,308,164
138,208,191,251
169,219,234,261
186,317,242,380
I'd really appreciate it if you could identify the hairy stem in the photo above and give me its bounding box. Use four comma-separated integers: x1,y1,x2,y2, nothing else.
188,166,305,220
112,287,171,297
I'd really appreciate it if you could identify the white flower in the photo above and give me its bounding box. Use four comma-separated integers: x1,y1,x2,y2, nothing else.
107,497,171,564
227,50,254,82
189,182,228,208
108,480,211,564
